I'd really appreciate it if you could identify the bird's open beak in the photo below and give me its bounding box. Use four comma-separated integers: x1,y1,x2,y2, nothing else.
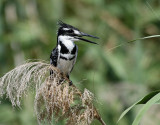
75,32,99,44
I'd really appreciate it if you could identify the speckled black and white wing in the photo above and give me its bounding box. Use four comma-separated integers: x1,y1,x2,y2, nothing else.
50,46,60,75
69,45,78,75
50,47,58,66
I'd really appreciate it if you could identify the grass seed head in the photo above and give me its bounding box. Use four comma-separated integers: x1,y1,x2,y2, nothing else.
0,61,106,125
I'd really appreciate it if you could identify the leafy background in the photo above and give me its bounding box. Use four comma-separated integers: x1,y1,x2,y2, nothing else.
0,0,160,125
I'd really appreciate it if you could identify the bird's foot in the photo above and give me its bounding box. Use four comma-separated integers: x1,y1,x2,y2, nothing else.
58,78,64,85
57,78,72,86
69,80,73,86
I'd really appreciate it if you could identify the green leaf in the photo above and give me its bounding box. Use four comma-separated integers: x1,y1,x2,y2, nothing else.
117,99,141,123
137,90,160,104
117,90,160,123
132,92,160,125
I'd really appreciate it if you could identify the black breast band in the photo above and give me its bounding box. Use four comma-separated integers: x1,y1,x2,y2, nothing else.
60,55,75,60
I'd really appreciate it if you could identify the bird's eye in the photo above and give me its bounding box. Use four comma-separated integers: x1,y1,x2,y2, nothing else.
68,29,74,33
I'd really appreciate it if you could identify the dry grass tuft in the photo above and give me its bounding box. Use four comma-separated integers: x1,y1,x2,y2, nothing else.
0,61,51,107
0,61,106,125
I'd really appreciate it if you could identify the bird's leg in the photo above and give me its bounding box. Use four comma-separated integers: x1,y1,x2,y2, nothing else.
66,75,73,86
58,72,65,85
50,69,54,80
59,73,73,86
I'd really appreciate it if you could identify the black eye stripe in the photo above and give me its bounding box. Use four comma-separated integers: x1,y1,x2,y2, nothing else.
58,27,79,36
68,29,74,33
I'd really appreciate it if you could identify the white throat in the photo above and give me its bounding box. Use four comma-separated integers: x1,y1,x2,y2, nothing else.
58,35,75,50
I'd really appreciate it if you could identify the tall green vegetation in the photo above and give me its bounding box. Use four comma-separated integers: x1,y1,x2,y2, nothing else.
0,0,160,125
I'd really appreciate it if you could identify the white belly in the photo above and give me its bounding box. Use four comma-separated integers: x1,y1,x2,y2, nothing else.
57,58,75,75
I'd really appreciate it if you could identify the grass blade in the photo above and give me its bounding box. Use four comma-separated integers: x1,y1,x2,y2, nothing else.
127,35,160,43
132,92,160,125
117,90,160,123
117,99,141,123
107,35,160,52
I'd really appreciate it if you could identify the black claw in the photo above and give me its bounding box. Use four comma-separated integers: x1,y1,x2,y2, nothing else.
69,81,73,86
58,78,63,85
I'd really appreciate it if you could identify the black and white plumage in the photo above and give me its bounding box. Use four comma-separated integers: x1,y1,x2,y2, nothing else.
50,21,99,84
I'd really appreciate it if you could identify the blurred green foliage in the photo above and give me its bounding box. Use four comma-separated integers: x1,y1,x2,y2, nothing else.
0,0,160,125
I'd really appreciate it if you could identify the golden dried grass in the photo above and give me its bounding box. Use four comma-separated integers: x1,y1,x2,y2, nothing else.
0,61,106,125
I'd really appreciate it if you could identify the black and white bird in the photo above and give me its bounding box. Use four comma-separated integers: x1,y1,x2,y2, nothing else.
50,21,99,85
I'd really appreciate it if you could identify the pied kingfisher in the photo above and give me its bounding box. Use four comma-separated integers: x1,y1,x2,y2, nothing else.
50,20,99,85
